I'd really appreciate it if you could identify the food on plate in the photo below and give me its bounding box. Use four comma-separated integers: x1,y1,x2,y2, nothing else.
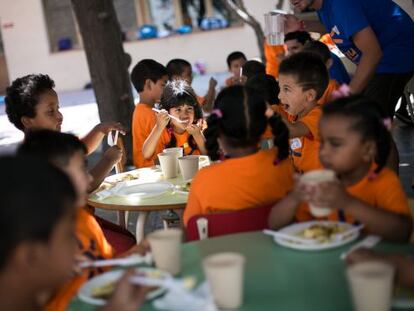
91,281,115,299
176,182,191,192
297,224,345,243
119,173,139,182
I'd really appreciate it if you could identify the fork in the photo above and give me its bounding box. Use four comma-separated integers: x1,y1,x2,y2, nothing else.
152,108,188,124
79,253,153,269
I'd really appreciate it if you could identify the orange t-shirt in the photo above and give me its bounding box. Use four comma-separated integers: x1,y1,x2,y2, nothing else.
289,107,323,173
318,79,339,106
132,103,157,168
45,208,114,311
183,149,294,225
264,43,285,79
295,167,410,227
159,129,201,156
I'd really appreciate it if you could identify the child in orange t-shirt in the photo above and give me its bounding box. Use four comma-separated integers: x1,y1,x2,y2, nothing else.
166,58,217,112
264,43,286,79
303,40,340,105
183,85,294,225
131,59,169,168
143,80,206,161
17,130,148,311
269,95,412,242
278,52,329,173
224,51,247,87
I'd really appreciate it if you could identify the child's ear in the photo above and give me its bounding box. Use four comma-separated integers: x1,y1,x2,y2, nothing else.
326,58,333,70
362,140,376,162
21,116,33,130
305,89,318,103
144,79,152,91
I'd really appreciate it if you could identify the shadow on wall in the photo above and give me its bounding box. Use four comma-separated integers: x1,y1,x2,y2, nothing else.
0,55,9,95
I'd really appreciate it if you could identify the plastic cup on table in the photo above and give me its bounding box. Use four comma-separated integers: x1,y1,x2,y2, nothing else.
158,152,178,179
202,252,245,309
163,147,183,174
147,228,182,276
346,261,395,311
300,169,336,217
178,155,199,182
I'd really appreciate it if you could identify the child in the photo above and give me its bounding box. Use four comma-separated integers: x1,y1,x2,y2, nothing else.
242,60,266,81
225,51,247,87
131,59,169,168
269,96,412,242
4,74,124,191
183,85,294,225
17,130,148,310
143,80,206,161
278,52,329,173
303,40,340,105
0,156,77,310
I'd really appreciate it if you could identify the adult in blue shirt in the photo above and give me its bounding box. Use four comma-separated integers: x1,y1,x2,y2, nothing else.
286,0,414,119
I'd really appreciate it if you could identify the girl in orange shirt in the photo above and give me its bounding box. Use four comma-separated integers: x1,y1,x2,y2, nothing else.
143,80,207,160
269,95,412,242
183,85,294,225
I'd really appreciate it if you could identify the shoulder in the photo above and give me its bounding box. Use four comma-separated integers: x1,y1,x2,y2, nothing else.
371,167,401,185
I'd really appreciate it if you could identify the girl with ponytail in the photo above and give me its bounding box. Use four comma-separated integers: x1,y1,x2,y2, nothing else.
183,85,294,226
269,95,412,242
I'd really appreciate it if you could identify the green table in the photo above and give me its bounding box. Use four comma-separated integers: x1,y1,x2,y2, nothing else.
69,231,414,311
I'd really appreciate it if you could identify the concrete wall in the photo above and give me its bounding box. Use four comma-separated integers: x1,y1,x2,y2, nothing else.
0,0,283,91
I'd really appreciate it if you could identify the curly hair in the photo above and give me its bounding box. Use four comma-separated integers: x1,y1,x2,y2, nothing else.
5,74,55,130
159,80,203,153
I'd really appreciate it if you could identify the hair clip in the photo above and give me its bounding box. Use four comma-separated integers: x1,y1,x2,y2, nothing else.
383,118,392,131
211,109,223,118
331,84,352,100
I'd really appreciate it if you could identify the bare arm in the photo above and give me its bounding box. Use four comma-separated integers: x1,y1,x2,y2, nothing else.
280,113,310,138
142,111,169,160
186,124,207,154
81,122,126,155
349,27,382,93
88,146,122,192
268,191,301,230
202,78,217,113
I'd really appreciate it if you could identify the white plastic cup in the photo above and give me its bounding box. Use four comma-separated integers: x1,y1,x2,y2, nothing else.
300,169,336,217
203,252,245,309
147,228,182,276
264,11,285,46
346,261,395,311
178,155,199,182
163,147,183,174
158,152,178,179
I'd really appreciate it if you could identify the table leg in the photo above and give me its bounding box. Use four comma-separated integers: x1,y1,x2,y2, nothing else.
135,211,148,244
117,211,126,228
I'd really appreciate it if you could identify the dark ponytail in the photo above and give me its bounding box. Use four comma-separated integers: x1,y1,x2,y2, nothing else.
268,114,290,162
205,113,221,161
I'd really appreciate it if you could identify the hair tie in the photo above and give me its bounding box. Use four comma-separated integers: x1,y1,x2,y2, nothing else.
383,118,392,131
211,109,223,118
368,170,378,181
167,127,174,134
331,84,351,100
273,158,280,166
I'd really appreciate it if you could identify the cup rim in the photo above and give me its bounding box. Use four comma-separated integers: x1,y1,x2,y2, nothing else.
178,155,200,161
300,169,336,183
347,261,395,276
147,228,183,240
203,252,245,267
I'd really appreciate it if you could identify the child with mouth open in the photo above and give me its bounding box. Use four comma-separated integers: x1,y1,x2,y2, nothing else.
142,79,207,160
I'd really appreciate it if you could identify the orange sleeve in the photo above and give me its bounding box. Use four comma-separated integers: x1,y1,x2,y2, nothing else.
318,79,340,106
298,108,322,140
183,181,203,226
132,105,157,168
264,43,285,79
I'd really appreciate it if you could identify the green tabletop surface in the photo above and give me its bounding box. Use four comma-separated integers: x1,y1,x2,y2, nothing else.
69,231,414,311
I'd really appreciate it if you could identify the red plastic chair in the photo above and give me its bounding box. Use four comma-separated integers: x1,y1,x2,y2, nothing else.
186,206,273,241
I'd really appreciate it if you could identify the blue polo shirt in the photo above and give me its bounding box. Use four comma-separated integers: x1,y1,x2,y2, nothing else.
317,0,414,73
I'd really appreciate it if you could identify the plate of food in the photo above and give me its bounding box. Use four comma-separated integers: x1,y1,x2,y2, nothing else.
115,181,174,199
274,221,360,251
78,267,170,306
106,171,140,183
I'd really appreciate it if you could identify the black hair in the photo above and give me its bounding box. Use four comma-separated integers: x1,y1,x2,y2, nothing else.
279,52,329,100
205,85,289,162
159,80,203,153
5,74,55,131
303,40,332,64
284,31,312,45
242,60,266,80
322,95,391,173
130,59,167,92
0,156,76,269
226,51,247,68
245,74,280,105
166,59,192,80
17,130,87,168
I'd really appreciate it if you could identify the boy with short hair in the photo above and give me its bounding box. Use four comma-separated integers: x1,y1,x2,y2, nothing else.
0,156,77,310
131,59,169,168
278,52,329,173
303,40,340,105
242,60,266,81
4,74,124,191
225,51,247,87
166,58,217,112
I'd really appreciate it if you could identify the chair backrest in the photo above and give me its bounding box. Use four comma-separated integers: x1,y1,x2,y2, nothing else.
185,206,273,241
115,136,127,174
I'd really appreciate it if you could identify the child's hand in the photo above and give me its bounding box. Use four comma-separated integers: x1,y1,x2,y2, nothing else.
290,175,314,203
97,122,126,135
101,269,149,311
310,180,352,210
72,253,89,276
103,146,123,164
284,14,303,33
118,240,150,258
186,124,202,137
155,109,170,129
209,77,218,89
